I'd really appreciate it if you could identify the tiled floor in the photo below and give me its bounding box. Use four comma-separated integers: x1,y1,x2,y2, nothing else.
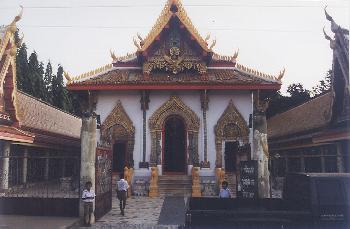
89,196,166,228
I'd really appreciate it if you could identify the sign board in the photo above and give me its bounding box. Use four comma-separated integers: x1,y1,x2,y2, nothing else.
240,160,258,199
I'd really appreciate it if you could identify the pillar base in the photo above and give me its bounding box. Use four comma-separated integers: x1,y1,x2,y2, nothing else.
192,185,201,197
149,186,159,197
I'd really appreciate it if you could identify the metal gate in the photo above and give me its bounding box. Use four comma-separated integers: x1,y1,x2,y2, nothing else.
0,150,80,216
95,147,112,219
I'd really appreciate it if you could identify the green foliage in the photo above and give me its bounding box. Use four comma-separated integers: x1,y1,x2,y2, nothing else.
15,35,81,116
267,70,332,118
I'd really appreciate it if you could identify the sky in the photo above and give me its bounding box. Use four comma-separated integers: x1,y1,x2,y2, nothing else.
0,0,349,93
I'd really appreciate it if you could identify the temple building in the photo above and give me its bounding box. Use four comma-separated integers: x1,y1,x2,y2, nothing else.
67,0,283,198
268,9,349,190
0,8,81,216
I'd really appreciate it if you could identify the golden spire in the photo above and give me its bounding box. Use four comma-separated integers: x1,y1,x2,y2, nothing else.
8,5,23,33
209,39,216,51
277,68,286,81
64,71,72,83
110,50,118,61
133,37,141,50
233,49,239,59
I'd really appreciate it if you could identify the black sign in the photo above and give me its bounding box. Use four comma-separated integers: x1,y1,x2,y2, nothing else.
240,160,258,199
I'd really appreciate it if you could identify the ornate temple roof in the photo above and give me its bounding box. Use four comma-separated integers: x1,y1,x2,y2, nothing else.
0,8,81,145
67,0,283,90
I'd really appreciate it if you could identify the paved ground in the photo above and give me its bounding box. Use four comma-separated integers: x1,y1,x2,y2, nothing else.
0,215,78,229
86,196,167,228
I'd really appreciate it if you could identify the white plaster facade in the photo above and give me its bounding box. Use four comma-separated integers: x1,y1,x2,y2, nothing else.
95,90,253,177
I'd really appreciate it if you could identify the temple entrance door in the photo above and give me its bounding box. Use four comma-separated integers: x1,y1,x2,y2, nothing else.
224,141,238,172
112,142,127,173
163,116,186,174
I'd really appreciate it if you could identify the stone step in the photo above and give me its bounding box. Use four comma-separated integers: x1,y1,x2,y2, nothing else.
159,175,191,181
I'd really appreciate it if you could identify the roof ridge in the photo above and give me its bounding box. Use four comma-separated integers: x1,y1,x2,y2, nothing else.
67,63,113,84
235,63,283,83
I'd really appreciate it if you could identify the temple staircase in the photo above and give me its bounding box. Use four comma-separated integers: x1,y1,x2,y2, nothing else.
158,175,192,196
224,172,237,198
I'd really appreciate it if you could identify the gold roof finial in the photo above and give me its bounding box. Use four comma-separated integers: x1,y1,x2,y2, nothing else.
233,49,239,59
205,34,211,42
209,39,216,51
8,5,23,33
277,68,286,81
64,71,72,83
137,32,144,46
110,50,118,61
133,37,141,50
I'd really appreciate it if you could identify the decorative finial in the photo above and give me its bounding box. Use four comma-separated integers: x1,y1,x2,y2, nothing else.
110,50,117,61
205,34,211,42
233,49,239,59
133,37,141,50
64,71,72,83
324,6,333,22
8,5,23,33
137,33,144,46
209,39,216,51
323,27,332,41
277,68,285,81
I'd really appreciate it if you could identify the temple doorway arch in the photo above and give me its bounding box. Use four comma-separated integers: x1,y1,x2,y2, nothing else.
100,101,135,169
149,96,200,173
215,100,249,168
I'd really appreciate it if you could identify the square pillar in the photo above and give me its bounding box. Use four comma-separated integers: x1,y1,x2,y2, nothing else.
22,148,28,184
1,141,11,190
80,116,97,222
44,152,50,181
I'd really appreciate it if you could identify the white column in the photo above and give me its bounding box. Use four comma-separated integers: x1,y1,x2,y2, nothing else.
22,148,28,184
1,141,11,190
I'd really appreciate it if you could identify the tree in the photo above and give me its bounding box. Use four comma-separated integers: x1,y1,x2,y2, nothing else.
44,61,53,103
267,83,311,118
27,51,46,100
312,70,332,96
16,43,29,92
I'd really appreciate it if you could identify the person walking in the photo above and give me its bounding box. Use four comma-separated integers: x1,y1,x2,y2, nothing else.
81,181,95,226
117,173,129,216
219,181,231,198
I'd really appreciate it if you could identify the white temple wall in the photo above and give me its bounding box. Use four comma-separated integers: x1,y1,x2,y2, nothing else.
95,90,252,175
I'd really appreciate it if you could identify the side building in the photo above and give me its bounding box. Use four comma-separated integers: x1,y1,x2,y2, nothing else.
268,9,349,194
0,9,82,216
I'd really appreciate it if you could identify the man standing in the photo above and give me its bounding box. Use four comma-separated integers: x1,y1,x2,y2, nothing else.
81,181,95,226
117,173,129,216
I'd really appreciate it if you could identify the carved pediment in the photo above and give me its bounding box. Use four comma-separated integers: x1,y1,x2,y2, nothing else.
142,16,207,75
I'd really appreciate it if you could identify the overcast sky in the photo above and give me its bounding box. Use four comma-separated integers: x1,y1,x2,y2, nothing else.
0,0,349,93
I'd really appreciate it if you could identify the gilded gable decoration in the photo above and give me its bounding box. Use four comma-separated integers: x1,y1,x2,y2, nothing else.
100,100,135,167
149,95,200,131
214,100,249,167
143,46,207,75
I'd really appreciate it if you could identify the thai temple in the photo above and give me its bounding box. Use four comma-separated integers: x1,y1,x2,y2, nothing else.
66,0,283,203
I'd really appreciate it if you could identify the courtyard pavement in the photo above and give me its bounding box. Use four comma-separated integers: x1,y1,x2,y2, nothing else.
0,215,78,229
80,196,186,229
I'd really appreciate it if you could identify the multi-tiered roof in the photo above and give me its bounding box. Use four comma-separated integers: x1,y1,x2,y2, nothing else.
67,0,283,91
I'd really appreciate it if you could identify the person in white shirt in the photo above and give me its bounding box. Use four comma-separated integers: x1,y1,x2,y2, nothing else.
81,181,96,226
117,173,129,216
219,181,231,198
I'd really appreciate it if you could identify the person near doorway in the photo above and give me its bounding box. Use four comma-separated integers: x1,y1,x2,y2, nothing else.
81,181,95,226
219,181,231,198
117,173,129,216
